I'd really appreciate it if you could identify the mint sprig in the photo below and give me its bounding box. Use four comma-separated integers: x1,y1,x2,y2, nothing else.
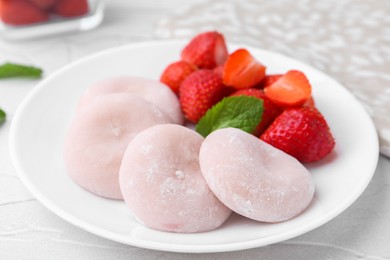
0,62,42,79
0,108,6,125
196,96,263,137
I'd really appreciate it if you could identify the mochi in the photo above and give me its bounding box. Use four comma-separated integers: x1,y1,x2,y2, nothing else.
64,93,171,200
119,124,232,233
77,76,183,124
199,128,315,223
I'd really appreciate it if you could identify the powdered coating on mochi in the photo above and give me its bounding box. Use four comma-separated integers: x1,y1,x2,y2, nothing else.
199,128,315,223
64,93,171,200
77,76,183,124
119,124,232,233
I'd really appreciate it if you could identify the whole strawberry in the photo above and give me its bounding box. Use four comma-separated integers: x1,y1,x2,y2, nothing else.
160,60,197,94
181,31,228,69
180,69,226,123
0,0,49,25
27,0,56,10
230,88,281,135
53,0,89,17
260,107,335,163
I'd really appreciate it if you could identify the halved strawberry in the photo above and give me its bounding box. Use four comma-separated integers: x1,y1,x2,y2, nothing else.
222,48,266,89
53,0,88,17
264,70,312,107
258,74,282,88
181,31,228,69
0,0,49,25
179,69,226,123
260,107,335,163
160,60,197,94
230,88,281,135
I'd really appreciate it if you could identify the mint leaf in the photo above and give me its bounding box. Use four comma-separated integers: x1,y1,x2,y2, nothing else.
196,96,263,137
0,108,6,125
0,62,42,79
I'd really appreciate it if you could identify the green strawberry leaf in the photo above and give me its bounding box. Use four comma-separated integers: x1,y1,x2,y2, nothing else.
0,108,6,125
196,96,263,137
0,62,42,79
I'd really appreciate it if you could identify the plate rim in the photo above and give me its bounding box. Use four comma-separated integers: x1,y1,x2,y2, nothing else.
9,39,380,253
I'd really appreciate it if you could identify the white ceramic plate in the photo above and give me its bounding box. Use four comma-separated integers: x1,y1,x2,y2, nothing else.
9,41,379,253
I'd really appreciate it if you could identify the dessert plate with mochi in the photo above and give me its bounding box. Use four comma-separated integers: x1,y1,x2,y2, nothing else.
9,40,378,253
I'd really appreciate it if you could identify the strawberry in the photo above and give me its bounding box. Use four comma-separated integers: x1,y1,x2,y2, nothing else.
264,70,312,107
258,74,282,88
0,0,49,25
222,48,266,89
303,96,316,108
213,65,224,77
53,0,88,17
27,0,57,10
181,31,228,69
260,107,335,163
231,88,281,135
160,60,197,94
179,69,226,123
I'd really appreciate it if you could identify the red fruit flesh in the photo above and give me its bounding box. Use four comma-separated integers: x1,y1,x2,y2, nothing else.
179,69,226,123
264,70,312,107
222,48,266,89
0,0,49,25
160,60,197,94
260,107,335,163
258,74,282,88
231,88,281,135
181,31,228,69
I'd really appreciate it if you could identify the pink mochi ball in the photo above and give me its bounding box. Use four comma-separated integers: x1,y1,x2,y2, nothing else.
199,128,315,223
119,124,232,233
64,93,171,200
77,76,183,124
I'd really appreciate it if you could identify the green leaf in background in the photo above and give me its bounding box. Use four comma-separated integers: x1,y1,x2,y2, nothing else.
0,108,6,125
0,62,42,79
196,96,263,137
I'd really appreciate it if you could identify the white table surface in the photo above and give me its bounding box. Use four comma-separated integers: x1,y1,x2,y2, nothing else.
1,1,389,259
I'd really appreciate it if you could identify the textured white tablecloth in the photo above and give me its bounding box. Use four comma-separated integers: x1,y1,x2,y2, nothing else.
0,1,389,259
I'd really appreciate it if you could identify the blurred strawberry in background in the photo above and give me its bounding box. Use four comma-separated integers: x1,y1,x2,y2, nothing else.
0,0,89,26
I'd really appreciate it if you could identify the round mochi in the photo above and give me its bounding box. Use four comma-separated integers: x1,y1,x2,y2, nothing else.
199,128,315,223
78,76,183,124
119,124,232,233
64,93,171,200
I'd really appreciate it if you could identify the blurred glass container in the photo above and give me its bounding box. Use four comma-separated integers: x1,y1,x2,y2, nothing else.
0,0,104,40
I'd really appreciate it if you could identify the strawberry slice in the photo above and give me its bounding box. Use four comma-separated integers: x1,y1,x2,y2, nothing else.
264,70,312,107
181,31,228,69
230,88,281,135
0,0,49,25
258,74,282,88
53,0,88,17
160,60,197,94
260,107,335,163
179,69,226,123
222,48,266,89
